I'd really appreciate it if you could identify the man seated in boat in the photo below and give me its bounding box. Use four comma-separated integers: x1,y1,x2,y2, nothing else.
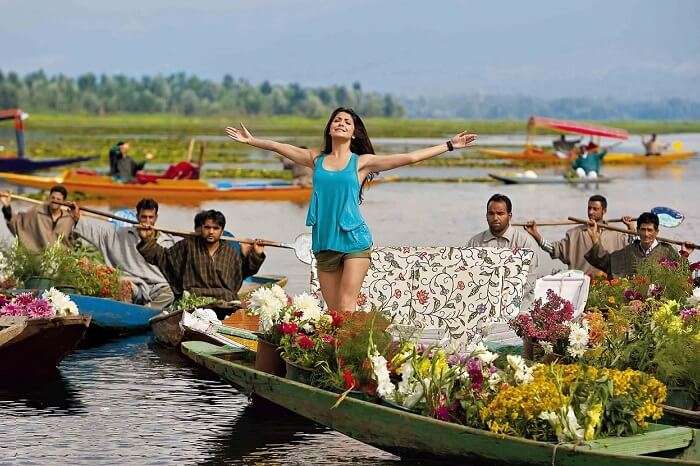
69,198,176,309
571,142,606,178
524,195,635,275
467,194,540,305
584,211,695,278
136,209,266,302
0,185,75,252
108,141,153,182
641,134,669,156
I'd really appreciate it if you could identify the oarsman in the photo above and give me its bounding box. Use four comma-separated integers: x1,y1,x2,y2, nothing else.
467,193,540,297
0,185,75,252
70,198,176,309
524,195,635,275
585,211,695,278
137,209,266,301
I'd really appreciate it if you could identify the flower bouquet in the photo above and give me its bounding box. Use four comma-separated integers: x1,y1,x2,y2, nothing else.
0,288,79,319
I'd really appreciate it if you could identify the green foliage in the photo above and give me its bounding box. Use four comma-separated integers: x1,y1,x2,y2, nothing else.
636,257,692,305
172,291,217,311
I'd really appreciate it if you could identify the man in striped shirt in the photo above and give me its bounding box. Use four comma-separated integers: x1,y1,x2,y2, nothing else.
137,209,265,302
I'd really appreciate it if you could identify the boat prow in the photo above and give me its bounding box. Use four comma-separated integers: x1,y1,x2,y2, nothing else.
489,173,612,185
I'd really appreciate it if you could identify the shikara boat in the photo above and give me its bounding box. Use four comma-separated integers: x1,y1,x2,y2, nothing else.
489,173,612,185
0,108,96,173
478,116,696,166
150,274,286,347
68,294,161,337
0,170,311,203
182,341,700,465
0,315,91,376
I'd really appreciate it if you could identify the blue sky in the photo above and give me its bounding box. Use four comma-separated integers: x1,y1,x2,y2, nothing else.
2,0,699,99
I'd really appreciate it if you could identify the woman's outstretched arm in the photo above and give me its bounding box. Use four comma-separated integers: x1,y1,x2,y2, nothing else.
358,132,477,175
225,123,317,167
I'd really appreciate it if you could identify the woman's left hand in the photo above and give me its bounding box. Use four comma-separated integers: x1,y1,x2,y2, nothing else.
451,132,478,149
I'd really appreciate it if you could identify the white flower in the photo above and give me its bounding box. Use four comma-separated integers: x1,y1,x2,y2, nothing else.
249,287,286,314
191,308,219,323
269,284,287,305
42,288,79,316
689,288,700,307
540,406,583,442
487,371,502,390
466,341,499,365
539,341,554,355
566,320,590,359
292,292,322,322
507,354,533,385
370,352,395,398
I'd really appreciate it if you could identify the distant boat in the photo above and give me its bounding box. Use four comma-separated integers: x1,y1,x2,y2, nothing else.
489,173,613,185
0,108,96,173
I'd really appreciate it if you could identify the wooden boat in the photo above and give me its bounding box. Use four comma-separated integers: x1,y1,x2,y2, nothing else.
0,170,311,203
480,148,696,166
0,315,91,376
478,116,695,166
489,173,612,185
68,294,161,337
150,274,286,347
182,341,700,465
0,108,97,173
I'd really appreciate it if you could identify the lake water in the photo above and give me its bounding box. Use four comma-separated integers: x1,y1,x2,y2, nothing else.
1,133,699,464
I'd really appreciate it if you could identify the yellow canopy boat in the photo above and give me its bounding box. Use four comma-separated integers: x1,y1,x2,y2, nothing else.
478,116,696,165
0,170,311,204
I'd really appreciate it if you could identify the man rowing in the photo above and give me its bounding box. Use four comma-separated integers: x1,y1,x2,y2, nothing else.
70,198,176,309
524,195,634,275
0,186,75,252
585,211,694,278
137,209,266,302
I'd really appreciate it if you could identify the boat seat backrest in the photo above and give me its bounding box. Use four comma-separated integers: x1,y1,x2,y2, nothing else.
309,246,534,346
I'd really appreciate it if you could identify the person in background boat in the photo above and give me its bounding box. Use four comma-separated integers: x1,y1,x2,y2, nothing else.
225,107,476,312
69,198,176,309
584,211,695,278
642,134,668,156
524,195,635,275
108,141,153,182
137,209,265,302
281,146,313,187
571,142,606,178
0,185,75,252
553,135,580,158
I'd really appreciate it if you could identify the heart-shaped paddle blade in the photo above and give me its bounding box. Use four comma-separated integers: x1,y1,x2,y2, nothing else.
651,206,684,228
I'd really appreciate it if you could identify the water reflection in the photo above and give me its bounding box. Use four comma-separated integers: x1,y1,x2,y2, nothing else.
0,370,86,416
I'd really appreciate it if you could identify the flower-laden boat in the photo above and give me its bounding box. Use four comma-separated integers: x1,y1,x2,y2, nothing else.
182,340,700,465
0,289,90,376
149,274,287,347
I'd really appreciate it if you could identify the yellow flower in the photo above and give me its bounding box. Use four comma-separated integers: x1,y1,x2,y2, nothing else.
608,296,616,304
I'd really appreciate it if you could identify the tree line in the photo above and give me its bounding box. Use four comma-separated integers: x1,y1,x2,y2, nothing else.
403,94,700,120
0,70,404,118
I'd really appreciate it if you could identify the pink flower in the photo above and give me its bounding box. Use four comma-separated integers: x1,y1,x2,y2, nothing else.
457,281,465,290
394,289,402,298
680,307,698,321
321,334,335,346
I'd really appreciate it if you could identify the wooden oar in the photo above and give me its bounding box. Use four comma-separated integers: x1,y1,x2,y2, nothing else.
512,218,634,227
53,199,314,264
567,216,698,249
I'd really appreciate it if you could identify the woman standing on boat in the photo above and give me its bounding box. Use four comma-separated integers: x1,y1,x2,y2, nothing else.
225,107,476,312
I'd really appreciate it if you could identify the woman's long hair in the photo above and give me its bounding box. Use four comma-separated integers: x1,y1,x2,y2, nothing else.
321,107,377,203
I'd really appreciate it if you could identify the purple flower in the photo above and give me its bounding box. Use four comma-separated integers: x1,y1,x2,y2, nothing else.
467,358,484,392
680,307,699,321
434,404,450,421
623,289,643,301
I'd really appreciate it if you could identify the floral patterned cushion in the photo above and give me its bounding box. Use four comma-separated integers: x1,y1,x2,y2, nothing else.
309,246,534,345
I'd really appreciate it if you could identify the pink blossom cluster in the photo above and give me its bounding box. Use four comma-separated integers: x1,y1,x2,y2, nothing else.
659,257,679,270
0,292,55,319
510,289,574,342
680,307,699,321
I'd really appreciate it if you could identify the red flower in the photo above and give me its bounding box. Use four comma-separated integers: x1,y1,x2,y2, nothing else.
321,334,335,346
293,310,303,318
416,289,429,305
394,289,402,298
280,322,298,335
342,369,356,389
457,281,465,290
297,334,314,350
356,293,367,307
329,310,344,327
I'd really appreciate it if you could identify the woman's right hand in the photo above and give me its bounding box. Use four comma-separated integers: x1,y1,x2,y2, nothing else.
225,123,254,145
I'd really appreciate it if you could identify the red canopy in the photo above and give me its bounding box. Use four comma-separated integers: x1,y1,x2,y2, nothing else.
528,116,629,140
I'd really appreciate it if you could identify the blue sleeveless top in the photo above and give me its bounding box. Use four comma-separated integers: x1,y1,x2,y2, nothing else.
305,153,373,253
